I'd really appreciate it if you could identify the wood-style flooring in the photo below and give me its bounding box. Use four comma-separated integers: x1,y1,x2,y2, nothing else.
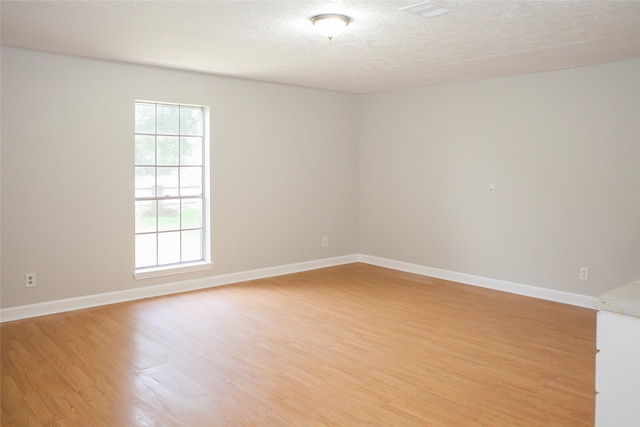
1,263,596,426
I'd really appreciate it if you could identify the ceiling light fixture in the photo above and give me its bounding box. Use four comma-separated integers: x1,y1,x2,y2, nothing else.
310,14,352,40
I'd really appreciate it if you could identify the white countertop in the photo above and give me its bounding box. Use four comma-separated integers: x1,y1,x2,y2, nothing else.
595,280,640,318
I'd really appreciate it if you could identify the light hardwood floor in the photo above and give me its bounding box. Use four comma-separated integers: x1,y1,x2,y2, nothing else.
1,263,595,426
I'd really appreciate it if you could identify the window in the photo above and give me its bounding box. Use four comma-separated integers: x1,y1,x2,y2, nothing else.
134,101,210,277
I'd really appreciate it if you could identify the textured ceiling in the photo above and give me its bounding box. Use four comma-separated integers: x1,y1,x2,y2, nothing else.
1,0,639,93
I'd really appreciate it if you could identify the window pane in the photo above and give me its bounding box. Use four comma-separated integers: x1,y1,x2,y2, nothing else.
180,137,202,165
135,103,156,134
158,199,180,231
135,200,156,233
157,167,178,197
157,136,179,165
157,104,179,135
158,232,180,265
135,135,155,165
136,234,157,268
135,101,207,273
182,229,202,262
180,167,202,196
180,106,203,136
135,167,155,198
181,199,202,229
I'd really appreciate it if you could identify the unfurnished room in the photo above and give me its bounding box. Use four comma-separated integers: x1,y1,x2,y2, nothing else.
1,1,639,426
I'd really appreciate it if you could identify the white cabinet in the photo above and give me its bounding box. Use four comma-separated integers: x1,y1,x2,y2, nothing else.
595,309,640,426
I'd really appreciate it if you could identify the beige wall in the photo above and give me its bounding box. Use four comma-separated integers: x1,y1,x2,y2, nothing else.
358,59,640,296
2,47,638,309
1,47,359,308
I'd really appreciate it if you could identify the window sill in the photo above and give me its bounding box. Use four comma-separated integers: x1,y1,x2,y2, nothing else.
134,261,213,280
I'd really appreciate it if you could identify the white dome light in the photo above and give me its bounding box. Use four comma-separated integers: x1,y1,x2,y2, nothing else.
310,14,352,40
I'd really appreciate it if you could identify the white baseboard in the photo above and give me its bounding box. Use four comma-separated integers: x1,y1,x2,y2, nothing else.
0,253,596,322
0,255,358,323
357,254,596,309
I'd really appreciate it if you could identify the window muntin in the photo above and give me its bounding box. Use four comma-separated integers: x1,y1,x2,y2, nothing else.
134,102,208,272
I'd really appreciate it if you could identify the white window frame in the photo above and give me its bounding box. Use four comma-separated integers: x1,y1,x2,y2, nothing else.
134,100,211,279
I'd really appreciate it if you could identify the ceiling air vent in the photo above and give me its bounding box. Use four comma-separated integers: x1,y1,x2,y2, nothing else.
399,1,451,18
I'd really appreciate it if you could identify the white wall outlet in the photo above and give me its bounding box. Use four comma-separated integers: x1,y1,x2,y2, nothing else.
488,184,496,194
579,267,589,281
25,273,36,287
322,236,329,247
